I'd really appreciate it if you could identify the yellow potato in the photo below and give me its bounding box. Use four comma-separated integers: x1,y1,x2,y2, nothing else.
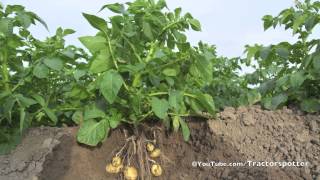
124,166,138,180
151,164,162,177
149,148,161,158
106,164,123,174
146,142,155,152
112,156,122,167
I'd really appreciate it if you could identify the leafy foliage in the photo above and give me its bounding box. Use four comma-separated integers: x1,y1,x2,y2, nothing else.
244,0,320,112
1,0,319,152
0,4,88,154
205,55,260,110
77,0,217,145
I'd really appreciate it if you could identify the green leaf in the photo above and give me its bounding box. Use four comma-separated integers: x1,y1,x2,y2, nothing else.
100,3,124,13
292,14,307,34
174,8,182,17
79,36,107,54
72,111,83,125
63,29,76,36
196,93,215,114
109,109,122,129
260,46,271,60
100,70,124,104
0,91,11,100
290,71,305,88
17,12,32,28
262,15,274,30
313,54,320,70
0,129,21,155
195,55,213,82
276,47,289,59
301,99,320,113
32,94,46,107
132,74,142,87
169,90,183,111
189,19,201,31
77,119,109,146
264,94,288,110
179,118,190,141
247,90,261,105
16,95,37,108
29,12,49,30
189,98,204,113
172,116,180,132
151,97,169,119
162,68,178,77
131,94,142,114
0,18,13,36
143,22,153,40
33,64,49,78
43,107,57,123
3,97,16,123
89,50,113,73
84,105,105,120
19,108,26,133
82,13,108,33
74,69,87,81
43,57,64,71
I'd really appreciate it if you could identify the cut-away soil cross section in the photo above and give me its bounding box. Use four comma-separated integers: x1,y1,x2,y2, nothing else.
0,105,319,180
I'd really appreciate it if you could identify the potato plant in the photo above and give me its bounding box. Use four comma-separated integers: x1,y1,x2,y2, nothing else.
0,4,88,154
76,0,216,146
244,0,320,112
205,55,261,110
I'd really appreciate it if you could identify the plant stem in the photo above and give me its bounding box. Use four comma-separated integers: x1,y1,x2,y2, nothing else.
122,35,142,63
147,58,184,74
58,107,82,111
137,111,153,122
145,41,157,63
159,20,184,36
104,33,130,91
148,91,197,98
148,92,168,96
184,93,197,98
105,34,119,70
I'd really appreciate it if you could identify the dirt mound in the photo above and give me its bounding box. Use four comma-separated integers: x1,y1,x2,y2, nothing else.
38,122,298,180
209,105,320,180
0,127,68,180
0,106,319,180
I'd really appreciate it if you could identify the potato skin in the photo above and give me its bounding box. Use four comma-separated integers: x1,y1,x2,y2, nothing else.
146,142,155,152
112,156,122,167
150,148,161,158
124,166,138,180
151,164,163,177
106,164,123,174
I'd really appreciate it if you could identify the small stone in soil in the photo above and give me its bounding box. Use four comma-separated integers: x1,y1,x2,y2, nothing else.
241,113,256,126
309,121,319,132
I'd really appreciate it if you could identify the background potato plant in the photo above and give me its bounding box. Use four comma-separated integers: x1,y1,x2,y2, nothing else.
244,0,320,112
0,4,88,153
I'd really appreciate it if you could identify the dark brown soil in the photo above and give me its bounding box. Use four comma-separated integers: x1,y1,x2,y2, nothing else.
0,106,319,180
38,122,297,180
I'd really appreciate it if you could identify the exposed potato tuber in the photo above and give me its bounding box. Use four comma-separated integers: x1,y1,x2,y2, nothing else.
124,166,138,180
146,142,155,152
149,148,161,158
151,164,163,177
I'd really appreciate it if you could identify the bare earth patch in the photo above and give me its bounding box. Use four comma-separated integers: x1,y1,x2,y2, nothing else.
0,106,319,180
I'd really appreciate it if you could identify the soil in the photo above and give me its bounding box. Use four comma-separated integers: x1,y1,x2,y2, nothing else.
0,105,319,180
0,127,66,180
209,105,320,180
